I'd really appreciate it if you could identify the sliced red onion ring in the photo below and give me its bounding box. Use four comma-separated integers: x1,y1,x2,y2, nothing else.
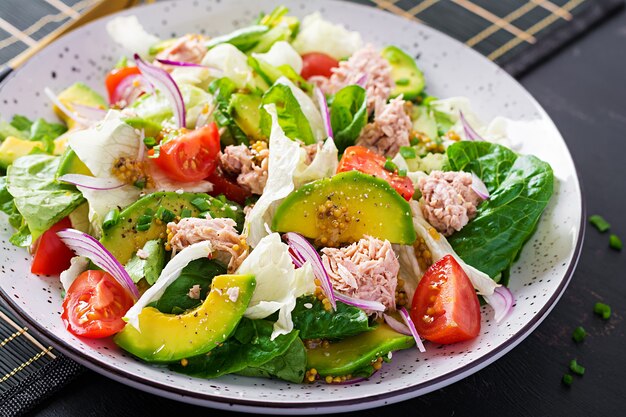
134,53,186,128
399,307,426,353
355,73,368,88
58,174,125,190
44,87,91,126
459,111,484,141
314,86,333,139
334,292,385,312
71,103,107,121
283,232,336,311
471,172,490,200
384,313,411,335
155,59,224,77
57,229,139,300
484,286,514,323
112,73,153,107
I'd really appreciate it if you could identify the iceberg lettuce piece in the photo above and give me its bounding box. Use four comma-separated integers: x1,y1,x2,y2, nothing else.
292,12,362,60
238,233,315,340
201,43,266,91
275,76,325,142
293,137,338,188
252,41,303,74
106,16,160,57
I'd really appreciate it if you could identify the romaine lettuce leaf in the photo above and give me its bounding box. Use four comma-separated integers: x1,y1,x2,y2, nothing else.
446,141,554,278
260,83,316,145
330,85,368,152
275,76,325,142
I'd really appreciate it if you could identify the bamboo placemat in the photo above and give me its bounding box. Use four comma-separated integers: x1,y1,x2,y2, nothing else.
0,0,623,415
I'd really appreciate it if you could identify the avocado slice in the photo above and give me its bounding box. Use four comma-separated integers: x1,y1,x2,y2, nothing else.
0,136,44,169
381,46,425,101
56,148,92,177
124,117,163,138
115,273,256,363
229,93,265,141
100,191,244,265
272,171,417,246
54,82,107,130
306,323,415,378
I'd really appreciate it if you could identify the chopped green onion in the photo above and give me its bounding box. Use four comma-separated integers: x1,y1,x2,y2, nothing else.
409,137,420,146
609,234,622,251
589,214,610,232
102,209,120,230
399,146,417,159
594,302,611,320
155,206,175,223
569,359,585,376
180,208,192,218
383,158,397,172
191,197,211,211
398,168,407,177
148,145,161,159
133,178,147,189
572,326,586,343
143,136,157,148
395,78,410,86
562,374,573,386
136,223,150,232
137,214,153,229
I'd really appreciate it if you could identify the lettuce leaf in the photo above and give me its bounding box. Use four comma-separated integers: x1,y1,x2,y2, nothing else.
252,41,303,74
330,85,368,152
6,154,84,245
106,15,160,57
125,239,167,286
236,337,306,383
292,12,363,60
260,83,316,145
201,43,267,91
208,78,249,146
446,141,554,278
291,296,372,340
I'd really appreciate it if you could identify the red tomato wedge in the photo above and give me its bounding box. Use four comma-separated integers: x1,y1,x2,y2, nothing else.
154,123,221,182
105,66,142,105
62,270,134,338
300,52,339,79
337,146,414,201
410,255,481,344
31,217,75,276
206,170,252,205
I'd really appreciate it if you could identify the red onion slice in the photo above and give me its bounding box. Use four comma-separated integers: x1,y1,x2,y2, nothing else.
355,73,368,88
484,286,514,323
71,103,107,121
112,73,153,107
134,53,186,128
58,174,125,190
334,292,385,312
44,87,91,126
459,111,484,141
155,59,224,77
384,313,411,335
57,229,139,300
283,232,336,311
471,172,490,200
314,86,333,139
399,307,426,353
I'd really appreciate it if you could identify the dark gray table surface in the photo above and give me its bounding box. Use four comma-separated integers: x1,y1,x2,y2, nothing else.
25,9,626,417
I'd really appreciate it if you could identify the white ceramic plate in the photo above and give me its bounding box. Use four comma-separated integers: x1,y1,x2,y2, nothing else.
0,0,584,413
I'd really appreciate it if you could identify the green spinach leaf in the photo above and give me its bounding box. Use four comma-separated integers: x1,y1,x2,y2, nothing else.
125,239,166,285
6,154,84,245
153,258,226,314
292,296,373,340
236,337,306,383
260,83,315,144
330,85,368,153
446,141,554,278
29,119,67,153
10,115,33,135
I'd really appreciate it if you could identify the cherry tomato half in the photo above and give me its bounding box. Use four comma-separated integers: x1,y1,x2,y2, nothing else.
337,146,414,201
62,270,135,338
31,217,74,276
410,255,481,344
300,52,339,79
154,123,221,182
105,66,142,105
206,170,252,205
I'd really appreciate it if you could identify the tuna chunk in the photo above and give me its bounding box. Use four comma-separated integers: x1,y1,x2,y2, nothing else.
167,216,247,272
417,170,482,236
355,96,412,157
321,236,399,315
156,34,207,65
311,44,393,114
219,144,269,195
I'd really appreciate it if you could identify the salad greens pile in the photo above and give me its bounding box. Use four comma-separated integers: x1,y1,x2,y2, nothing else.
0,5,555,385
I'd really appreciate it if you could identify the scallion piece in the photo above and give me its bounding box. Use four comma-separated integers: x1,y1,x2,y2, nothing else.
155,206,175,223
569,359,585,376
180,208,192,218
398,168,408,177
609,234,622,251
399,146,417,159
562,374,573,386
383,158,397,172
134,178,147,189
409,137,419,146
136,223,151,232
572,326,586,343
589,214,610,232
191,197,211,212
136,214,153,231
395,78,410,86
102,209,120,230
143,136,157,148
593,302,611,320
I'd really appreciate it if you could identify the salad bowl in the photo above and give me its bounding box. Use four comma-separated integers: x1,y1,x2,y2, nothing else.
0,0,583,413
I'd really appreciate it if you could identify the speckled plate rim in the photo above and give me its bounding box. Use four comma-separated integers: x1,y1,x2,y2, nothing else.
0,0,585,413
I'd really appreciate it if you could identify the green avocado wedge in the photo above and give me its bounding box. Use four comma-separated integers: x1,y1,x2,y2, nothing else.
272,171,416,245
100,192,244,265
114,273,256,363
381,46,425,101
306,323,415,378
